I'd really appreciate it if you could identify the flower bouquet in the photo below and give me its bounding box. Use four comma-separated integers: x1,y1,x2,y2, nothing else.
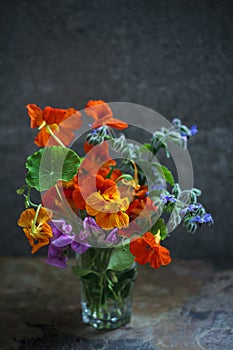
17,100,213,329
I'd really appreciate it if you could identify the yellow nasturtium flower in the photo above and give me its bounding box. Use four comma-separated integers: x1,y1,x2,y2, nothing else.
18,206,52,253
85,185,129,230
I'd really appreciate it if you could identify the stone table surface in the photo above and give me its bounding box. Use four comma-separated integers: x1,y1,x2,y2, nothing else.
0,257,232,350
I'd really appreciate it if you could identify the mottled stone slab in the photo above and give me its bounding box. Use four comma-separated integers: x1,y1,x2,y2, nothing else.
0,258,232,350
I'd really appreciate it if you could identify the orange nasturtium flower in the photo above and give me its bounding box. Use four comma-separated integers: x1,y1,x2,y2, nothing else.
85,183,130,230
18,206,52,253
85,99,128,130
26,104,82,147
130,231,172,269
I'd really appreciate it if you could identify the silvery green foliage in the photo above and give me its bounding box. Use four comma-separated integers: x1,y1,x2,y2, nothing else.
151,127,184,158
110,134,140,160
149,118,197,158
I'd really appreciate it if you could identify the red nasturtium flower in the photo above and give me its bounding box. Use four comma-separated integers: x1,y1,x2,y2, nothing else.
117,182,156,221
26,104,82,147
72,142,119,210
72,174,106,210
42,180,77,214
85,100,128,130
127,196,156,221
130,231,172,269
17,207,52,253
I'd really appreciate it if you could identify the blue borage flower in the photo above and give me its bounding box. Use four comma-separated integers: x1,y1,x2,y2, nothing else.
160,194,177,204
180,203,202,214
86,125,111,146
189,125,198,136
180,125,198,137
172,118,198,138
189,213,214,224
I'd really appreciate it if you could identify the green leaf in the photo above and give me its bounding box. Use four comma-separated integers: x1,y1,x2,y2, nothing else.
160,165,175,186
151,218,168,240
107,245,135,271
152,163,175,186
72,267,93,277
72,267,100,282
25,146,80,191
141,143,152,151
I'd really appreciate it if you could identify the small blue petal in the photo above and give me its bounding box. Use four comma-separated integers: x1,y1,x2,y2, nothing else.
190,125,198,135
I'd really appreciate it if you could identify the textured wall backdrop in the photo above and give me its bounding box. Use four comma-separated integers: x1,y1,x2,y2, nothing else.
1,0,232,265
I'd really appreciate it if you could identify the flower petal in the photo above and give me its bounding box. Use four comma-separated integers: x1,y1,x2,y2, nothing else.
52,234,74,247
18,208,35,227
86,192,106,216
26,104,43,128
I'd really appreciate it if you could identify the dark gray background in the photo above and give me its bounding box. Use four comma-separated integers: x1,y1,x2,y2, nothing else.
1,0,232,266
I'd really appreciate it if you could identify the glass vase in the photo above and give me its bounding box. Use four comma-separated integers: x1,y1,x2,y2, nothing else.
75,248,137,330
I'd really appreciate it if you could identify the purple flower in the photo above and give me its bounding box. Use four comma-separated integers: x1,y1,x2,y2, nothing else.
82,217,102,236
105,228,118,245
189,213,214,224
46,244,68,269
79,217,105,244
45,219,90,268
80,217,119,246
160,194,177,204
71,240,90,254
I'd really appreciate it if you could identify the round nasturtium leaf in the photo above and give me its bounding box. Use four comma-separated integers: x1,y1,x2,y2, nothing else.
25,146,80,191
107,245,135,271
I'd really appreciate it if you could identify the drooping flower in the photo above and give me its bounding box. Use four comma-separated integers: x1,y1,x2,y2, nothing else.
85,182,129,230
17,206,52,253
85,100,128,130
46,219,90,268
160,194,177,204
180,203,202,214
26,104,82,147
129,231,171,269
189,213,214,224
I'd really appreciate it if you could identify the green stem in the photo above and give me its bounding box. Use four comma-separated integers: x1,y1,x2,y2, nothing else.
98,273,105,314
54,184,71,218
23,186,39,208
46,124,66,148
149,126,177,161
31,204,42,234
